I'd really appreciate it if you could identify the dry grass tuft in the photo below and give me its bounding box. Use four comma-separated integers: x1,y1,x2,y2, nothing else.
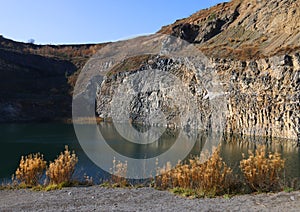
155,149,233,197
110,158,128,187
46,146,78,185
240,145,285,192
15,153,47,187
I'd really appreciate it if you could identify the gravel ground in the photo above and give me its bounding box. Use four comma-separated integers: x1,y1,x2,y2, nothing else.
0,186,299,211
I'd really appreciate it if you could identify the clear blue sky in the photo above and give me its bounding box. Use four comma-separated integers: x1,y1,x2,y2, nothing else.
0,0,226,44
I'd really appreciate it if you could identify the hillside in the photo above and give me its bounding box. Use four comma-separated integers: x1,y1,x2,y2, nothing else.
0,35,105,122
93,0,300,141
159,0,300,59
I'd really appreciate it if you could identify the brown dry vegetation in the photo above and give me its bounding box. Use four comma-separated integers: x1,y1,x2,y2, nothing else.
155,149,233,197
110,158,128,187
200,44,262,60
107,54,153,77
13,146,78,189
0,36,104,63
46,146,78,185
270,45,300,57
154,144,290,197
15,153,47,187
240,145,285,192
10,144,291,196
201,43,300,61
27,45,100,60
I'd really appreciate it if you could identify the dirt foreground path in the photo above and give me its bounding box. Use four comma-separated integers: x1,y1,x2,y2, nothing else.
0,186,299,211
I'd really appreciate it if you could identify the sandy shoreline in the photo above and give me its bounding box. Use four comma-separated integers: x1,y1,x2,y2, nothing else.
0,186,299,211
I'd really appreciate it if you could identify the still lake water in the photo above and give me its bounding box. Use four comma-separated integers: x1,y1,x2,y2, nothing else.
1,123,300,183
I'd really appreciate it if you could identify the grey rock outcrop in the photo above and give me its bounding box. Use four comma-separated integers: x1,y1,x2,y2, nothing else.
95,52,299,141
214,54,300,140
96,55,212,131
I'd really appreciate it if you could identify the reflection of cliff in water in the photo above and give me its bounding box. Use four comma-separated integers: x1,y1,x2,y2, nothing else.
99,122,300,179
98,122,207,159
221,134,300,179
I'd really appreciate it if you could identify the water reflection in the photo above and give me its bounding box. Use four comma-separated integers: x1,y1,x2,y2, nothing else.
221,135,300,178
0,123,299,182
98,123,178,158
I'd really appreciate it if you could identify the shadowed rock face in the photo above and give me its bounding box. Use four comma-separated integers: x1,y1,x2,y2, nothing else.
171,23,200,43
0,48,77,122
0,36,104,122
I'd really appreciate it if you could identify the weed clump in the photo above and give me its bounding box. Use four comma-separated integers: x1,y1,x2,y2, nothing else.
15,153,47,187
240,145,285,192
46,146,78,185
155,149,233,197
110,158,128,187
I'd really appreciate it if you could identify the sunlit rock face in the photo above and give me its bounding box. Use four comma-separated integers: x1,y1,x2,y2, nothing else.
95,53,300,141
96,55,212,131
214,54,300,140
156,0,300,141
92,0,300,141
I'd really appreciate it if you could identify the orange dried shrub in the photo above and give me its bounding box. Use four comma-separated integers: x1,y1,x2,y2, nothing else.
15,153,47,187
46,146,78,185
240,145,285,192
155,149,232,197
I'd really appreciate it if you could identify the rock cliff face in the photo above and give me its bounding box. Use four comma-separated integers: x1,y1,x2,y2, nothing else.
94,0,300,141
215,55,300,140
0,47,76,122
95,52,299,140
96,55,212,130
0,36,104,122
